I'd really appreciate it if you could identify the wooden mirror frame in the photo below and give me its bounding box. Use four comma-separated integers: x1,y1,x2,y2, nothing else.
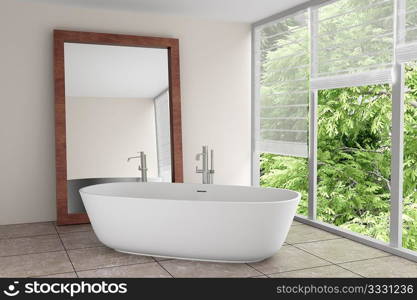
54,30,183,225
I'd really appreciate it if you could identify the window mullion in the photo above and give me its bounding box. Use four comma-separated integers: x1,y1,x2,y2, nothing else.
251,27,261,187
308,7,318,220
390,0,406,248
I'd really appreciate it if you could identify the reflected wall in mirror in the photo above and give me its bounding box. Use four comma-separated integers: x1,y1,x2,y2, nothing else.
54,30,183,225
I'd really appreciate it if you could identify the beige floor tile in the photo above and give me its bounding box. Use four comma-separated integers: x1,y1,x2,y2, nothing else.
60,231,102,250
270,265,361,278
0,251,73,277
296,238,389,263
56,224,92,234
0,235,63,257
77,262,171,278
291,221,303,226
37,272,78,278
341,256,417,278
68,246,154,271
285,224,340,244
159,260,262,278
0,222,56,239
249,245,330,275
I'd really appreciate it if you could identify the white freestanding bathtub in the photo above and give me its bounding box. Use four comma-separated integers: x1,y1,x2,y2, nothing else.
79,182,300,263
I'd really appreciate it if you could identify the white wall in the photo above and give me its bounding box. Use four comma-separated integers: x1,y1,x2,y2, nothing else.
64,43,169,98
66,97,158,180
0,0,251,225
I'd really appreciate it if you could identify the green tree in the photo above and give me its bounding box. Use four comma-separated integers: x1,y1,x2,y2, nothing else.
316,84,391,242
260,154,308,216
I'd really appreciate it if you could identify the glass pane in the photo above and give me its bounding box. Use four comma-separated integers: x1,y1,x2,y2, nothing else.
258,10,310,147
260,153,308,216
403,61,417,251
406,0,417,43
256,12,310,215
317,84,392,242
317,0,393,77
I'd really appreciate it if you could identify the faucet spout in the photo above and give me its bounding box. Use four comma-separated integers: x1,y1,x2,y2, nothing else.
127,156,140,162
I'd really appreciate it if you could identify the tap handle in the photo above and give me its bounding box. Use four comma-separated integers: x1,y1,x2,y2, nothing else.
138,152,147,170
210,149,214,171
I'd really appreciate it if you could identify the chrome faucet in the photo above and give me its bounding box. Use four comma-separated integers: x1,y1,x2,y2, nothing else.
196,145,215,184
127,151,148,182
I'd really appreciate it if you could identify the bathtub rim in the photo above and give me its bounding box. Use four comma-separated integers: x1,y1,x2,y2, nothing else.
79,182,301,205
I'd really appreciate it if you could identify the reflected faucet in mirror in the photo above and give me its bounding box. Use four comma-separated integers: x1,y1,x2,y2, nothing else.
196,145,215,184
128,151,148,182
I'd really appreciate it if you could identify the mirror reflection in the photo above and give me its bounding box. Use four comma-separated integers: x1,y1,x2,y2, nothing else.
64,43,171,213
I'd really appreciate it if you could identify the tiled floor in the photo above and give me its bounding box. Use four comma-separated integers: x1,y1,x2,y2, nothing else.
1,220,417,278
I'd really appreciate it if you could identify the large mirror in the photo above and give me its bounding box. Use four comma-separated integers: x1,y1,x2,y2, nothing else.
54,30,183,225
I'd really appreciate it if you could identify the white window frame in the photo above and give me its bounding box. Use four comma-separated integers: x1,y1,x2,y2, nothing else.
251,0,417,262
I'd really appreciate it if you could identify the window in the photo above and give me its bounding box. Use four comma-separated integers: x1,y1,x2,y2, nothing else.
312,0,394,242
254,11,310,216
254,10,309,158
317,84,392,242
253,0,417,261
311,0,394,89
315,0,393,78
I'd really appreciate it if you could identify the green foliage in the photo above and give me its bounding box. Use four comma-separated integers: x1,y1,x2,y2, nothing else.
260,154,308,216
317,84,392,232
